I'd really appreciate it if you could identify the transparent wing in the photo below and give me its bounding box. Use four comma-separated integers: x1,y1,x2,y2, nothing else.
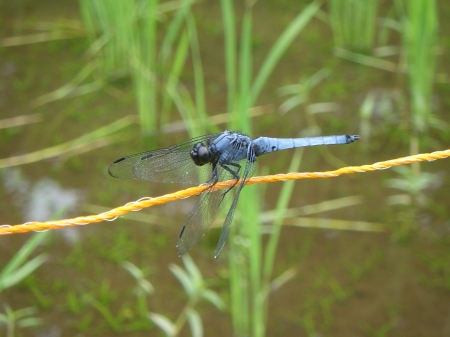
214,158,257,258
108,133,221,184
177,150,257,256
176,163,237,255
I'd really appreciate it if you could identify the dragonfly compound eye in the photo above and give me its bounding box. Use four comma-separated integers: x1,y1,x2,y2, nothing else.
190,143,211,166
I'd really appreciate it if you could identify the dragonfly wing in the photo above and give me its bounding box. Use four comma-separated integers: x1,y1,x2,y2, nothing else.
176,160,240,255
176,187,228,255
214,158,257,258
108,134,221,184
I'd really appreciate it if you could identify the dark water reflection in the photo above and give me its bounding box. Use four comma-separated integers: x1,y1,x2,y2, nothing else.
1,1,449,337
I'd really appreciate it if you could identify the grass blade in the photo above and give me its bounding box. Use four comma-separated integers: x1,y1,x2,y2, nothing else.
250,1,321,106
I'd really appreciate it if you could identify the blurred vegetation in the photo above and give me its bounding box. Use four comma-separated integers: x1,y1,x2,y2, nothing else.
0,0,449,336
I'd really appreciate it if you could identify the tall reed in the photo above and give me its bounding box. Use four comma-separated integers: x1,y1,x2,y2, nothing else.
383,0,439,225
328,0,378,53
78,0,196,136
221,1,321,336
396,0,438,149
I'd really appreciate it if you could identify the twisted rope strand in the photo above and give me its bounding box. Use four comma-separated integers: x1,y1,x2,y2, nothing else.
1,149,449,235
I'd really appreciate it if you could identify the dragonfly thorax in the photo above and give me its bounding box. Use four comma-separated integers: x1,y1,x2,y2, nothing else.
190,142,213,166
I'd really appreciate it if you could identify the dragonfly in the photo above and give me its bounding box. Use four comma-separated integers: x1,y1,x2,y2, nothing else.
108,131,359,258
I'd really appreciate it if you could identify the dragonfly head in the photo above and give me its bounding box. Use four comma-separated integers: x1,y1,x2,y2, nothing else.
190,142,212,166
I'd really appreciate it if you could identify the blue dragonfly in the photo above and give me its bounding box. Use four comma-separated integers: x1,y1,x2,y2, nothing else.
109,131,359,257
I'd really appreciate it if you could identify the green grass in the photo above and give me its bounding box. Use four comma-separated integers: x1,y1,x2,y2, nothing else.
328,0,379,54
328,0,378,54
0,230,50,337
78,0,198,137
149,255,225,336
219,1,322,336
396,0,438,137
395,0,439,211
0,232,49,293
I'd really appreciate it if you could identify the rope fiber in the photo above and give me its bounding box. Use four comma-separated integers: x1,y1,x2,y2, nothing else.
1,149,449,236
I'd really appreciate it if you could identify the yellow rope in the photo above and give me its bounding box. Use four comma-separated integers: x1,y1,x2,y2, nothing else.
1,149,449,236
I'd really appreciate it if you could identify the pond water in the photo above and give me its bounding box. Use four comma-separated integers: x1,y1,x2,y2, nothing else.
1,1,449,336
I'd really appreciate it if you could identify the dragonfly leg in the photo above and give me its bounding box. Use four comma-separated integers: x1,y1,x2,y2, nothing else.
216,162,241,206
221,162,241,181
206,163,220,184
